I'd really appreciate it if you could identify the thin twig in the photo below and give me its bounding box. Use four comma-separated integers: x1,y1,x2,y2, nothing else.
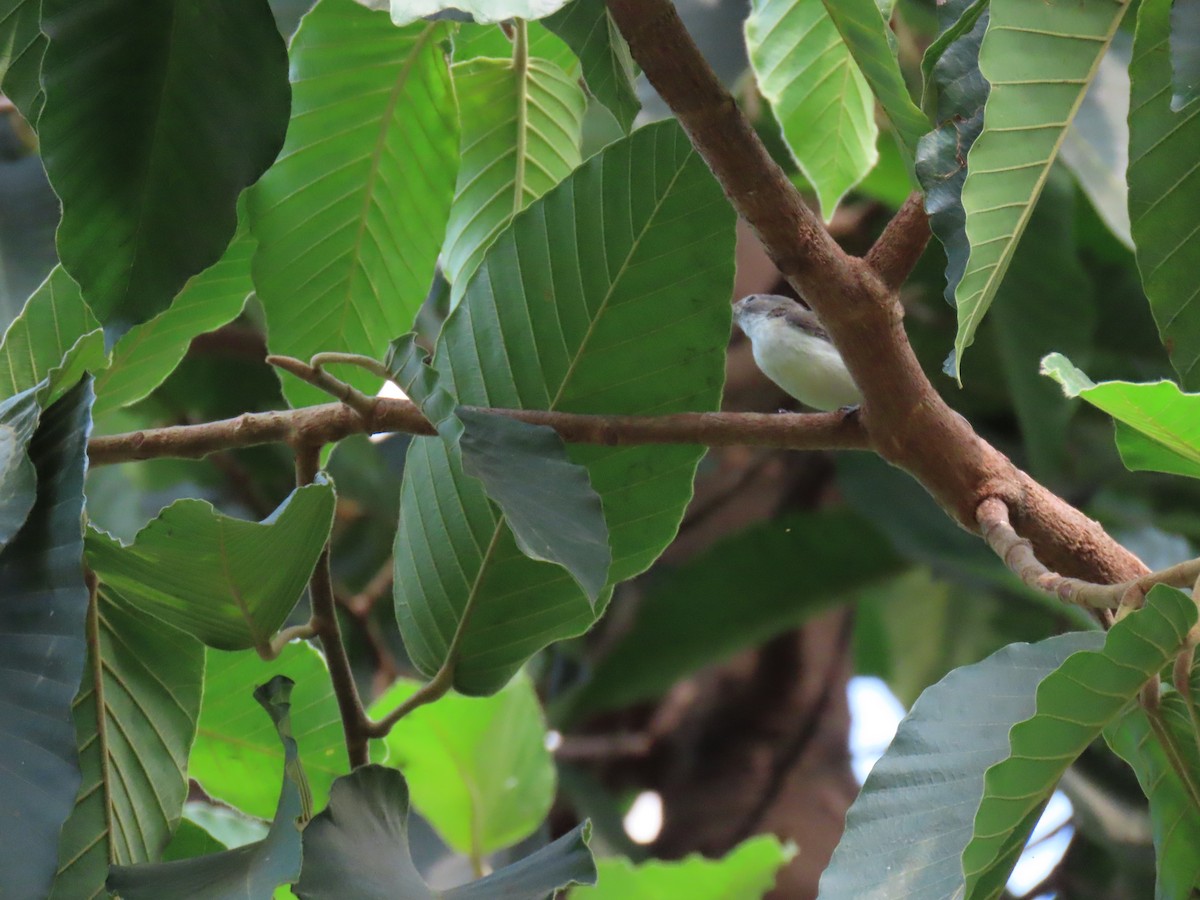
262,622,319,660
87,402,871,466
268,354,378,419
296,443,372,767
977,497,1162,613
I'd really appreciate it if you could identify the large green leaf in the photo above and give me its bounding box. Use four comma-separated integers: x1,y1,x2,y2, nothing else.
569,836,793,899
388,1,571,25
0,382,42,548
294,766,595,899
387,337,611,602
0,378,92,900
84,479,335,652
990,170,1094,480
191,643,348,820
0,154,60,329
914,0,989,310
441,54,585,306
369,672,555,857
107,676,308,899
746,0,877,219
952,0,1127,376
1170,0,1200,110
393,120,735,695
818,0,929,155
39,0,290,331
453,19,577,73
1129,0,1200,389
962,586,1197,897
250,1,459,409
564,511,902,720
0,0,45,121
95,218,255,414
543,0,640,132
820,630,1100,899
1041,353,1200,480
50,589,204,899
1105,695,1200,900
1059,33,1132,249
0,266,104,405
457,408,610,601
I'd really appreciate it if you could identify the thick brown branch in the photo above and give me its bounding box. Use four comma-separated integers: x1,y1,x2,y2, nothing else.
865,192,931,290
606,0,1147,585
87,402,870,465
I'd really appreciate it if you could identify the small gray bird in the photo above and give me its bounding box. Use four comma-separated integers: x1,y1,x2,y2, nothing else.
732,294,862,412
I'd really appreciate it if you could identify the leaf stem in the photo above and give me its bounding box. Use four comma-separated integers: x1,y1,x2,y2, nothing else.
1145,701,1200,818
309,352,393,382
295,443,372,768
511,18,529,217
268,354,378,419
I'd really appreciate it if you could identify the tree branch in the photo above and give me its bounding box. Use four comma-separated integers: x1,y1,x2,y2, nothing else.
296,443,372,768
976,497,1200,615
605,0,1148,585
87,401,870,465
864,192,931,289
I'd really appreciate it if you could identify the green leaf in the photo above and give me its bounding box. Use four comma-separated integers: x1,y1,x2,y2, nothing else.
952,0,1128,377
1105,695,1200,900
0,267,105,405
388,1,572,26
191,643,349,821
394,120,735,695
50,589,204,899
0,155,60,329
250,2,459,409
160,821,228,863
369,672,555,857
0,382,42,548
0,378,92,900
294,766,595,899
1041,353,1200,480
84,479,335,652
543,0,640,132
1130,0,1200,389
387,336,611,601
1060,34,1132,249
564,511,902,720
1170,0,1200,110
746,0,877,219
962,586,1197,897
818,0,929,155
454,20,577,73
990,170,1095,480
442,54,585,305
458,408,611,602
820,630,1099,899
95,216,255,414
569,836,793,899
182,802,269,851
0,0,45,122
914,0,988,309
918,0,988,119
107,676,308,899
39,0,290,331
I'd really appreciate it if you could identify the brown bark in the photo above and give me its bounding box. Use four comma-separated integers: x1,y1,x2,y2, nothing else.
605,0,1146,586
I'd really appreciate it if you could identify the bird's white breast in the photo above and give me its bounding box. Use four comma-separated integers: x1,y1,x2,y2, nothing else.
744,315,861,411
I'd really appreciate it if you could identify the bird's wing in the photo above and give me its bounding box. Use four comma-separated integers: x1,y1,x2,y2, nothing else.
782,301,830,341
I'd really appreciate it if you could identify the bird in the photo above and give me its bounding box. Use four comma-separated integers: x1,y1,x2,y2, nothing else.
732,293,862,412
